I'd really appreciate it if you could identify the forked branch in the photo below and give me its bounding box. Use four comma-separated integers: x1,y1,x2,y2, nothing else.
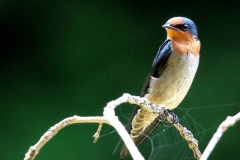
24,93,201,160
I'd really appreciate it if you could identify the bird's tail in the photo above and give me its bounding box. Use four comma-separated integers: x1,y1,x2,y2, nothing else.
120,144,130,158
120,114,161,158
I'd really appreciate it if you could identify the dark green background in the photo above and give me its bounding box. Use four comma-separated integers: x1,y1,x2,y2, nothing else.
1,1,240,160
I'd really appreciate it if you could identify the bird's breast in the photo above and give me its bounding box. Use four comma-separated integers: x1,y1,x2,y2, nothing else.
145,51,199,110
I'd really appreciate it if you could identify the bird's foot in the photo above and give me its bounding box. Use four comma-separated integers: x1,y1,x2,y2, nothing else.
161,109,179,127
167,109,179,124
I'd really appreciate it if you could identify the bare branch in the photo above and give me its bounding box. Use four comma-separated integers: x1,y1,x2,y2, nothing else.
24,116,106,160
200,112,240,160
24,93,201,160
24,115,144,160
24,94,147,160
174,123,201,159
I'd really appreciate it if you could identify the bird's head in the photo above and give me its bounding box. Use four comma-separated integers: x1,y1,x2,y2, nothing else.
162,17,198,41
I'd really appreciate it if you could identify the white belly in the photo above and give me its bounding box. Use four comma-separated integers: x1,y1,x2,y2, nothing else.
145,51,199,110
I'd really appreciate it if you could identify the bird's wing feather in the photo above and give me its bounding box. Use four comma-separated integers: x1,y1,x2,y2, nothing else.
120,39,172,158
141,39,172,96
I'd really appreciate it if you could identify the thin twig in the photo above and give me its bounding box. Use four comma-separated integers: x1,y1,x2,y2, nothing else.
200,112,240,160
93,123,103,143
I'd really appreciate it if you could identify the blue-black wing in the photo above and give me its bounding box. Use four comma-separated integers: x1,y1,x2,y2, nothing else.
120,39,172,158
141,39,172,96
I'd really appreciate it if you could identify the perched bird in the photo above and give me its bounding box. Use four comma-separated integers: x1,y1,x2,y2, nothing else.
120,17,201,158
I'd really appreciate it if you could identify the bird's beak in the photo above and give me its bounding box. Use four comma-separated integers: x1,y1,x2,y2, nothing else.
162,24,181,32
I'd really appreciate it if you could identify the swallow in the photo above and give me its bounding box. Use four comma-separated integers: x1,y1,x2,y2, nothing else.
120,17,201,158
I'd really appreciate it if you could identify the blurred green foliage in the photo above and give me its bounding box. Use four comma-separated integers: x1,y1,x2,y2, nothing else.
1,1,240,160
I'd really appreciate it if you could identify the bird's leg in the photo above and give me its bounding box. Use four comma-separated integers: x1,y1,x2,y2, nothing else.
167,109,179,124
158,110,167,122
161,109,179,127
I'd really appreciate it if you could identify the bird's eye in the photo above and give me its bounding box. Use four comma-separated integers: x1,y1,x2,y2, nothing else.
181,24,189,31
